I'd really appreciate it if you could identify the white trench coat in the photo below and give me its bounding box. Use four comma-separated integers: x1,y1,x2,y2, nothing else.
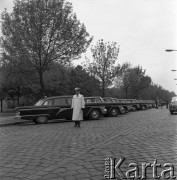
71,94,85,121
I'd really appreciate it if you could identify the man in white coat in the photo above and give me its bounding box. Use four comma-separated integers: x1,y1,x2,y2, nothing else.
71,87,85,127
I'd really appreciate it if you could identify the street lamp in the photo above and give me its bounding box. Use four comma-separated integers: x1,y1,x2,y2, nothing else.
165,49,177,52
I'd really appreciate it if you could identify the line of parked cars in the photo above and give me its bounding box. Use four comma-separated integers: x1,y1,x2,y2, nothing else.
169,96,177,114
14,95,156,124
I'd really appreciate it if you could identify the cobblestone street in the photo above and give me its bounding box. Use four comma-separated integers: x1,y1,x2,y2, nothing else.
0,108,177,180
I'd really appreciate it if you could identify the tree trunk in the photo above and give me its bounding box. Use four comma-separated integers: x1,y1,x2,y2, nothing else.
125,87,128,99
17,86,20,106
102,80,105,97
137,90,139,99
26,89,29,105
39,72,44,98
1,99,3,112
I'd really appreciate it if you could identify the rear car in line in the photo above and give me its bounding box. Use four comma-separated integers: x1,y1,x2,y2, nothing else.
169,97,177,114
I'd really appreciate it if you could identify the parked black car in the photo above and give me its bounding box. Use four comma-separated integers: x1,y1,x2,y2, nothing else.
84,96,107,116
102,97,126,117
115,99,132,113
169,97,177,114
125,99,141,110
15,96,107,124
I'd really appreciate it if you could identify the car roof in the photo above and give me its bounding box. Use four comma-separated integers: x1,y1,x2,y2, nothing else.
43,95,73,100
85,96,101,98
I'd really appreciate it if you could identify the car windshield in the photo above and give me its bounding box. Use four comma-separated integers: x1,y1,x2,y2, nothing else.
34,100,44,106
112,99,117,102
85,98,102,103
103,98,112,102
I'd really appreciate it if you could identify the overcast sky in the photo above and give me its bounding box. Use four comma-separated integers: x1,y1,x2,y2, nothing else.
0,0,177,93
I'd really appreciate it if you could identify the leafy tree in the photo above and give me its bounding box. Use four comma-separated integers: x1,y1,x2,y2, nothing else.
87,39,120,97
119,62,132,98
113,64,152,99
69,65,101,96
114,62,134,98
0,0,92,97
0,62,39,106
124,66,151,98
43,62,71,96
140,83,176,102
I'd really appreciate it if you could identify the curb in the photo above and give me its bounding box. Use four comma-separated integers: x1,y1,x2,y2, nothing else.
0,119,69,127
0,121,29,127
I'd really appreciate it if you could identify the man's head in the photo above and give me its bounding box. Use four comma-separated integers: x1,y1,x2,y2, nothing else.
74,87,80,95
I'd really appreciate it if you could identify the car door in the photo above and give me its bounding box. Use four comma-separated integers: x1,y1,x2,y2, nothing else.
42,99,59,119
53,98,72,120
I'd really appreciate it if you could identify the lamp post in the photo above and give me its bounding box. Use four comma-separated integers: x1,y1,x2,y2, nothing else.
166,49,177,89
165,49,177,52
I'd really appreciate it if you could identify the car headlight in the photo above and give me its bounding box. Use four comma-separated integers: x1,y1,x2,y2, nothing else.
101,106,107,112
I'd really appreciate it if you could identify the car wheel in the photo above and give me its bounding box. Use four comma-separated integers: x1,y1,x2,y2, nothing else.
132,106,137,111
124,107,128,113
170,110,173,115
132,107,136,111
142,106,146,110
89,109,100,120
110,108,118,117
34,116,48,124
121,108,126,114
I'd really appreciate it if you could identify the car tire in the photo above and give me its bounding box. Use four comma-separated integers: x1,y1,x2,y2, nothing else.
132,106,136,111
121,108,126,114
89,109,100,120
142,106,146,110
133,106,137,111
124,107,128,113
170,110,173,115
34,116,48,124
110,108,118,117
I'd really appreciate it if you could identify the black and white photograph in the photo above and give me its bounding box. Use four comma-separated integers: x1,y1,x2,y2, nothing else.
0,0,177,179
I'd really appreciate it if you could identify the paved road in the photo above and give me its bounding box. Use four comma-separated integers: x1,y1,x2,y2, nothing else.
0,108,176,180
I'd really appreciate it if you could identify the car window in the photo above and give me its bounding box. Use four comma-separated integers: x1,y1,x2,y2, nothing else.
43,99,53,106
95,98,102,103
34,100,44,106
85,99,92,103
53,98,67,106
104,99,112,102
66,98,72,105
